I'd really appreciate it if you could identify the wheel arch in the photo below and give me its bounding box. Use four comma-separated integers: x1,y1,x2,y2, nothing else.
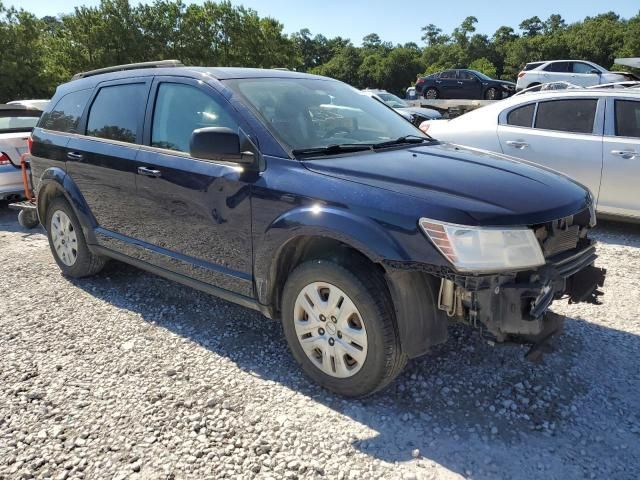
36,168,97,244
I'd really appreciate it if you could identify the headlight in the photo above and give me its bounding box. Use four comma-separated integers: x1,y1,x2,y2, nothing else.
419,218,545,272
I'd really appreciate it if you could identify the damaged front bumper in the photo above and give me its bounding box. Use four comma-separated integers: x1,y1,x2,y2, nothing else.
437,240,606,349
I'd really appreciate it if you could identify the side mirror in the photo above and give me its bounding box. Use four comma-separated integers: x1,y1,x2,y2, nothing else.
589,69,601,75
189,127,256,166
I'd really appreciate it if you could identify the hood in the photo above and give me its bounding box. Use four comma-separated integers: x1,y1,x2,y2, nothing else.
303,142,590,226
397,106,442,119
495,80,516,88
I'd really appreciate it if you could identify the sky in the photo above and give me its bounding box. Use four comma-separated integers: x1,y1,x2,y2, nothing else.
16,0,640,45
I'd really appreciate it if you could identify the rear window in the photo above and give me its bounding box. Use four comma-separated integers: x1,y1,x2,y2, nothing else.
39,89,92,133
0,110,40,133
507,104,535,127
543,62,570,73
86,83,146,143
534,99,597,134
615,100,640,138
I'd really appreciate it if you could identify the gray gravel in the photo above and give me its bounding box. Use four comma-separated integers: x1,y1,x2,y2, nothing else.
1,203,639,480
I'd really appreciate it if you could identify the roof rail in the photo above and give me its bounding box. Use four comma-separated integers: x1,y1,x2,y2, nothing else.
71,60,184,80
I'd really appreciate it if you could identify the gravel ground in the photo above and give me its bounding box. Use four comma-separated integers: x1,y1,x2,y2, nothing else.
1,202,639,480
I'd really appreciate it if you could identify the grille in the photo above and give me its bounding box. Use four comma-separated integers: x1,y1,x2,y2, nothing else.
542,225,580,257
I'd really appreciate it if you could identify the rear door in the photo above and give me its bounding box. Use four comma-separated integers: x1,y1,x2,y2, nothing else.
599,97,640,218
132,76,254,296
65,79,150,239
540,61,572,84
497,97,604,197
436,70,459,98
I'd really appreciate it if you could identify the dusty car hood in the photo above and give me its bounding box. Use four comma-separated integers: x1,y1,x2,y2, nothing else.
302,142,590,226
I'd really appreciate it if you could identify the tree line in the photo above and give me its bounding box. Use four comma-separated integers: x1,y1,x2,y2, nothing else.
1,0,638,102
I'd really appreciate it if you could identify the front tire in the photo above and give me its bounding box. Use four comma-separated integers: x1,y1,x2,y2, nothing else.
281,259,406,397
45,197,107,278
484,87,499,100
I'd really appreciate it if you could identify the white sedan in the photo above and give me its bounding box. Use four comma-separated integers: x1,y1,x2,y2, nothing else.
421,89,640,222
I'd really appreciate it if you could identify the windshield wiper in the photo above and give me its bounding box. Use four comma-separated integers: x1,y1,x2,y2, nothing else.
372,135,431,149
292,143,374,158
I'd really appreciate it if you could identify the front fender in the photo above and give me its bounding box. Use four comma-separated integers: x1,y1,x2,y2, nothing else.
253,205,410,305
37,167,98,244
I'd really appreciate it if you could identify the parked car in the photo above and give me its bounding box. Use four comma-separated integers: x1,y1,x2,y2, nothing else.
516,60,639,91
421,89,640,221
361,89,441,125
28,61,605,397
405,86,417,100
415,69,516,100
8,99,50,111
0,104,43,201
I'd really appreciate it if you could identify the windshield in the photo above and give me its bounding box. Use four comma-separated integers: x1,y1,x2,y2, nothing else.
469,70,493,81
225,78,425,152
376,92,408,108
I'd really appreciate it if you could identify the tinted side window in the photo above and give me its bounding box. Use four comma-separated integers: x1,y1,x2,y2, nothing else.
440,70,456,79
544,62,570,73
535,99,597,134
39,89,92,133
507,104,535,127
87,83,146,143
459,71,474,80
615,100,640,138
524,62,543,71
152,83,237,153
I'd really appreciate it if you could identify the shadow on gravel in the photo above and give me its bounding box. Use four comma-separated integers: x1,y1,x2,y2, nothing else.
66,258,640,479
591,220,640,248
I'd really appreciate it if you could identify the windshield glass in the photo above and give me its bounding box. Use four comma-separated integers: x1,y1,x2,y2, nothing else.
377,93,408,108
225,78,425,151
469,70,493,81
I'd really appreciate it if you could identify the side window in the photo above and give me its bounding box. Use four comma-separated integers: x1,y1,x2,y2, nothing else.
440,70,456,80
507,104,535,127
534,99,598,134
544,62,570,73
459,71,474,80
572,62,596,74
39,89,92,133
86,83,146,143
615,100,640,138
151,83,238,153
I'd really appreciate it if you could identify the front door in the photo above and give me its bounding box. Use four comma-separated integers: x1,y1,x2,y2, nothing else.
132,77,254,297
458,71,483,99
65,80,150,239
599,97,640,218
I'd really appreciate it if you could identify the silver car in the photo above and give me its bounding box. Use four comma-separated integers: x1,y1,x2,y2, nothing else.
0,104,44,200
361,89,441,126
422,89,640,222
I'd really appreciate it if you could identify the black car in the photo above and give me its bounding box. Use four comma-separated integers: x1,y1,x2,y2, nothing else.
27,61,605,397
416,69,516,100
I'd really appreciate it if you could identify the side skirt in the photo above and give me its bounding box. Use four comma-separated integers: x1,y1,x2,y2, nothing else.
91,245,274,319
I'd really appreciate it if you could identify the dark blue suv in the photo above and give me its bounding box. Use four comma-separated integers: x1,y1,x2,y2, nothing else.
28,61,605,397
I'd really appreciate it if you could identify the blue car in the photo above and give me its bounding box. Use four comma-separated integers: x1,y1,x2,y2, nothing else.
416,69,516,100
28,61,605,397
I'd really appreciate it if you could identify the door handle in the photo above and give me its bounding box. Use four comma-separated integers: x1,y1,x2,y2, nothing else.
137,166,162,177
457,81,463,85
66,151,83,161
505,140,529,149
611,149,637,159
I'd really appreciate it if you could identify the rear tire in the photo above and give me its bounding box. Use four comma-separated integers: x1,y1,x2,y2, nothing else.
281,258,406,397
45,197,107,278
424,88,439,100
